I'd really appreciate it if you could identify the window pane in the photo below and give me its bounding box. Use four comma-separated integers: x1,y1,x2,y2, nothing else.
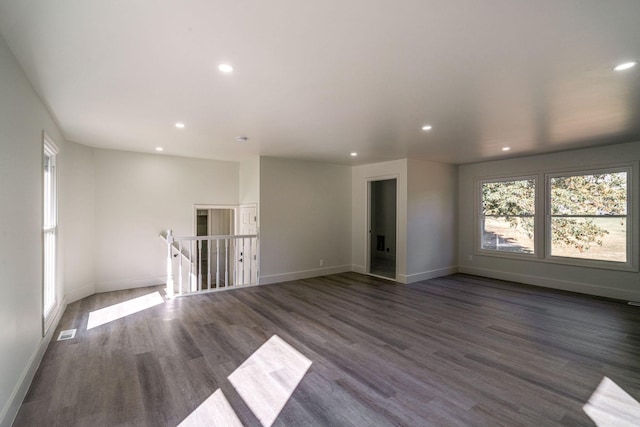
43,135,59,329
550,172,627,215
43,230,56,315
549,170,628,264
482,179,535,216
481,178,535,254
481,217,534,254
44,154,53,229
551,217,627,262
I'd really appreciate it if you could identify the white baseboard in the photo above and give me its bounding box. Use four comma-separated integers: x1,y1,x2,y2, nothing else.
459,265,640,301
259,265,352,285
95,275,166,293
397,266,459,284
351,264,365,274
0,298,67,427
64,283,96,304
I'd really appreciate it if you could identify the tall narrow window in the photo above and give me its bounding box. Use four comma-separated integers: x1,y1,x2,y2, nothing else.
43,134,59,331
480,178,536,254
548,169,629,264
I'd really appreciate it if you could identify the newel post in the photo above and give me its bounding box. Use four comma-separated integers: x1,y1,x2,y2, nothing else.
166,229,175,298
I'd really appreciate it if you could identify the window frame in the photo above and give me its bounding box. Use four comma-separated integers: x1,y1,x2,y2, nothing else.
544,166,635,271
476,175,539,259
474,162,638,272
43,132,59,334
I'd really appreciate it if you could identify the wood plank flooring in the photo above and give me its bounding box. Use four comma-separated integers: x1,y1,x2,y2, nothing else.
13,273,640,426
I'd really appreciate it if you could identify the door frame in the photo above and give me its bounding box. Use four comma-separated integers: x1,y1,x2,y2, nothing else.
193,204,238,236
365,175,399,281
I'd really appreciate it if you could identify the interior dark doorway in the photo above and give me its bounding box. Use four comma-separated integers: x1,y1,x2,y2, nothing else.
368,179,397,280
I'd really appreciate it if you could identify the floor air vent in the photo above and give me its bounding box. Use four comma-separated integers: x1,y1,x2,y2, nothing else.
57,329,77,341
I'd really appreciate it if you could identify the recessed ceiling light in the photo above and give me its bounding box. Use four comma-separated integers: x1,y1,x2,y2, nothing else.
218,63,234,73
502,147,511,151
422,125,433,131
155,147,164,152
613,61,638,71
350,152,358,157
175,122,185,129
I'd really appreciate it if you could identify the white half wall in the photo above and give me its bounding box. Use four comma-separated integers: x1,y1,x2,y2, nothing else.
93,149,239,292
259,157,351,284
404,159,458,283
458,141,640,301
351,158,458,284
0,32,67,427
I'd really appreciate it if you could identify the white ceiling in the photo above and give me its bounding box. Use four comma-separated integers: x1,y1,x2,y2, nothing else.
1,0,639,165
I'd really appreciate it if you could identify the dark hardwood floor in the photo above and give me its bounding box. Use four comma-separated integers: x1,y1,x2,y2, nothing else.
13,273,640,426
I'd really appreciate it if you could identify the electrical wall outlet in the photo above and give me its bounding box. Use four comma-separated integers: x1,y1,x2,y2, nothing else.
319,259,324,267
468,255,473,261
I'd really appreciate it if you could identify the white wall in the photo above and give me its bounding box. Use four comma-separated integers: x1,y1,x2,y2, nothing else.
259,157,352,284
93,149,239,292
59,141,96,303
351,159,408,278
239,156,260,205
405,159,458,282
0,33,67,427
458,141,640,301
351,158,458,283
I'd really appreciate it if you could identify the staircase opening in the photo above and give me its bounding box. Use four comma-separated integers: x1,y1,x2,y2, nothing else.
195,207,235,289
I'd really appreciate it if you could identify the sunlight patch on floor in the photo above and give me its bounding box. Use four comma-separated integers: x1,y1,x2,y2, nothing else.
178,389,243,427
583,376,640,426
228,334,312,427
87,291,164,329
177,335,312,427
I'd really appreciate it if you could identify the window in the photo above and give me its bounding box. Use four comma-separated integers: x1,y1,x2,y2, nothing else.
480,178,535,254
476,164,635,271
548,169,629,264
43,133,59,332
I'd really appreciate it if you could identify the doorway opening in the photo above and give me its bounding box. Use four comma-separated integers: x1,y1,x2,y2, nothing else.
368,178,397,280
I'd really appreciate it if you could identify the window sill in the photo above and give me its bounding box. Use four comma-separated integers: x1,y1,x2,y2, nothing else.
474,249,638,273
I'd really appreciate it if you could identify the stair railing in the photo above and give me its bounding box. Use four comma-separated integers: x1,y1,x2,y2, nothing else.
164,229,259,297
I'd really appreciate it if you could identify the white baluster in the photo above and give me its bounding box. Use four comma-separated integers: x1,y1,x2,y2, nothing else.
225,239,229,287
166,229,174,298
216,239,220,288
241,238,246,286
232,238,236,287
249,237,253,285
198,239,202,292
207,237,212,291
178,241,183,295
189,240,194,292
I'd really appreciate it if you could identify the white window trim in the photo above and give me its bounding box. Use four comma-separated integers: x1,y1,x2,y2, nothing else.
43,132,60,335
544,165,636,272
475,175,539,260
